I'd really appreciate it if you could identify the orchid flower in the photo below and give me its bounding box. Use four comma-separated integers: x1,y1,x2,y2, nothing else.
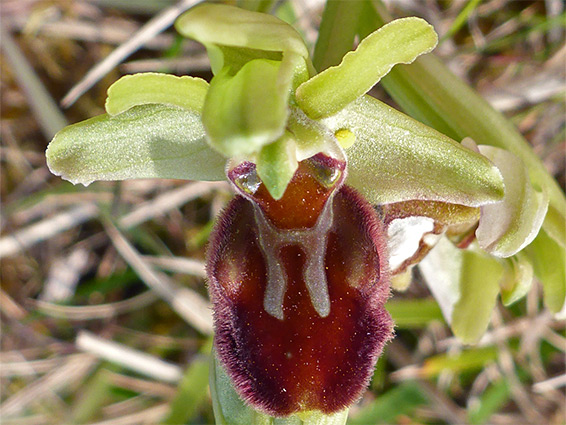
45,4,559,424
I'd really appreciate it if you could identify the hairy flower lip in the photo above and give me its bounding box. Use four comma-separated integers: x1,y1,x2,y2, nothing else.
207,154,393,416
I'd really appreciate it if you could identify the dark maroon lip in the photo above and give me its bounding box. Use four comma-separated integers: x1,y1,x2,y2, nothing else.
206,181,393,416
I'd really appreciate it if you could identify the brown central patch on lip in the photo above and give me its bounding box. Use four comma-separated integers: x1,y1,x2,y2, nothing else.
229,154,346,230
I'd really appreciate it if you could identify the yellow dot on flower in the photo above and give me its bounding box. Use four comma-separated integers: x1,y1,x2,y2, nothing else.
334,129,356,149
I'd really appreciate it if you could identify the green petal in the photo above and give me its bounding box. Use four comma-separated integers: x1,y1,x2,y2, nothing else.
296,17,437,119
476,146,549,258
525,229,566,315
256,132,298,200
322,96,504,206
105,73,208,116
203,59,288,157
46,104,226,185
420,238,503,344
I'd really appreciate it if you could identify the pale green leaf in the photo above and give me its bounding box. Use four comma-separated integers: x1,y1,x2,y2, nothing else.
476,146,548,257
322,95,504,206
203,59,288,157
105,73,208,116
256,132,298,200
296,17,437,119
175,3,309,70
525,229,566,314
499,253,534,307
210,350,348,425
420,238,503,344
46,104,226,185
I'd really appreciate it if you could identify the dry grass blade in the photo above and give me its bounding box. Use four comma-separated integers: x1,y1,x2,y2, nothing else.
33,291,158,320
61,0,202,107
87,403,169,425
142,255,206,277
533,374,566,393
119,181,227,229
0,203,99,259
76,331,182,383
0,353,97,417
104,219,213,334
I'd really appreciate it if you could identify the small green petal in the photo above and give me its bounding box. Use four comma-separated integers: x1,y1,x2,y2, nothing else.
105,73,208,116
256,133,298,200
203,59,288,157
499,253,534,307
420,238,503,345
46,104,226,185
175,3,309,65
296,17,437,119
476,146,549,258
525,229,566,314
322,96,504,207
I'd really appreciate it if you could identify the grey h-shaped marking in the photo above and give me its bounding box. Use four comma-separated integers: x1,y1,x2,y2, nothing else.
252,198,335,320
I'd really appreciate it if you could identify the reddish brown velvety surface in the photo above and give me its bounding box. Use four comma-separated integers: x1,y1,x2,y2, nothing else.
207,178,393,416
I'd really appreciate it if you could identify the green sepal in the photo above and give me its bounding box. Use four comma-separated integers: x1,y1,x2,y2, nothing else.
46,104,226,185
322,95,504,207
296,17,437,119
210,349,349,425
105,73,208,116
420,238,503,345
256,132,298,200
202,59,289,157
525,229,566,315
476,145,549,258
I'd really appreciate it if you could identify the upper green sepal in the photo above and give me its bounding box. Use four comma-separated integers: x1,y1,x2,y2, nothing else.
175,3,309,72
323,96,504,207
46,104,226,185
296,17,438,119
176,4,312,158
105,73,209,115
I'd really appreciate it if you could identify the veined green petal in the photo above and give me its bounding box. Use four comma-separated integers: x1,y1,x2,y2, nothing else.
175,3,309,62
476,146,549,258
203,59,288,157
296,17,437,119
105,73,208,116
322,96,504,206
420,238,503,344
46,104,226,186
256,132,298,200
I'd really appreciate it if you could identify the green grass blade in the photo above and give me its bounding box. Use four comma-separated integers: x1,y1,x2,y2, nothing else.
312,0,363,72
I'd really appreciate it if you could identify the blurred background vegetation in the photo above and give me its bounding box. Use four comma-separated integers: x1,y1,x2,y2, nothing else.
1,0,564,424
